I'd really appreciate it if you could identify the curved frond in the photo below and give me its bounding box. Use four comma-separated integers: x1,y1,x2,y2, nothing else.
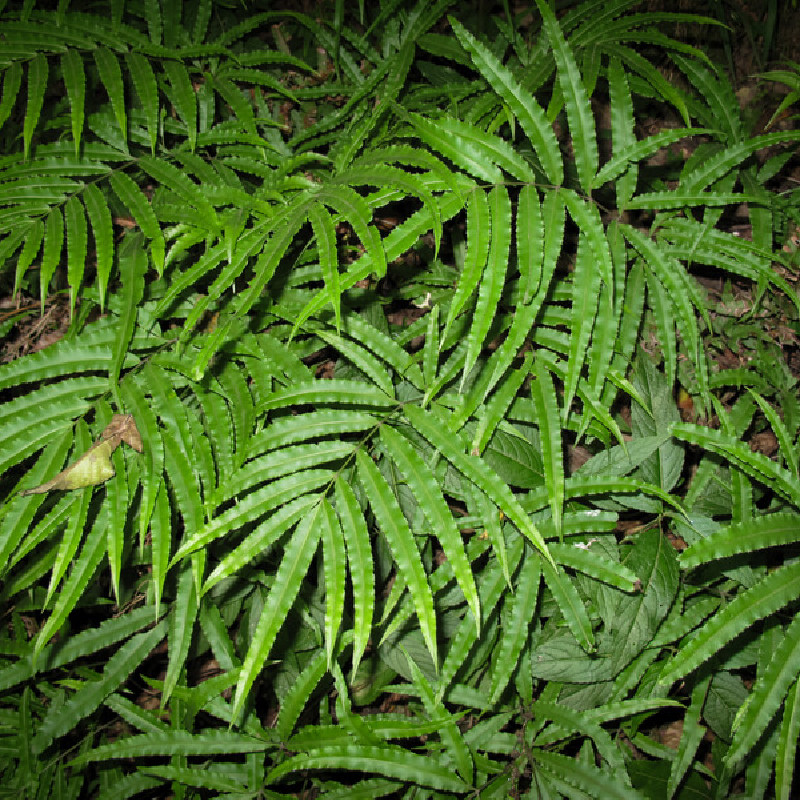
536,0,597,192
660,560,800,684
267,744,468,793
231,499,323,721
356,449,437,665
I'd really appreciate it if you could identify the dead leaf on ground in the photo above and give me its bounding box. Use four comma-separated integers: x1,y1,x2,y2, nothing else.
20,414,143,496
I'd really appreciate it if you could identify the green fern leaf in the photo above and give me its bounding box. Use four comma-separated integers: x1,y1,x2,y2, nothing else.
463,184,510,386
275,648,327,740
40,205,63,312
404,403,550,561
140,154,218,231
232,500,323,722
319,329,395,398
148,479,171,610
342,315,423,388
680,132,800,195
294,188,466,335
241,204,310,324
443,188,490,344
438,532,523,699
564,235,601,414
143,0,162,44
606,56,636,208
201,493,322,594
127,764,246,794
356,448,437,665
749,391,798,476
776,678,800,800
0,61,23,134
98,298,145,404
43,423,94,604
0,376,108,477
65,195,87,317
549,542,637,591
593,127,707,189
259,380,395,414
175,469,329,562
726,615,800,770
536,0,597,192
219,441,351,501
12,218,43,299
516,184,543,304
163,560,199,705
586,278,619,402
0,435,71,569
93,47,127,146
381,425,480,632
162,60,197,152
472,354,532,456
307,201,342,331
318,184,387,279
680,512,800,568
490,549,540,702
672,54,742,143
673,423,800,508
120,376,164,546
406,111,503,184
660,560,800,685
450,17,563,186
35,621,168,754
468,483,512,588
61,49,85,157
478,191,563,398
337,164,442,259
32,501,112,661
24,53,48,161
533,700,629,779
126,51,159,153
82,184,113,311
406,654,473,783
109,171,165,272
531,358,565,538
0,319,122,389
645,270,677,390
622,225,707,402
71,727,268,764
606,42,691,126
661,219,800,314
535,748,639,799
208,74,257,136
541,557,595,652
196,386,234,491
320,498,346,668
266,744,468,793
198,604,239,674
0,607,164,695
334,476,375,681
563,188,614,301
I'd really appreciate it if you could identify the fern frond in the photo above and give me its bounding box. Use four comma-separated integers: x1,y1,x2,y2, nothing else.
450,17,563,186
536,0,597,192
660,560,800,685
231,499,323,721
267,743,468,793
463,185,510,385
356,449,437,664
490,550,540,703
381,424,480,632
404,403,550,561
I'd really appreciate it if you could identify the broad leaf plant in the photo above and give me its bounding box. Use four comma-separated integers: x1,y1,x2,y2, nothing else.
0,0,799,797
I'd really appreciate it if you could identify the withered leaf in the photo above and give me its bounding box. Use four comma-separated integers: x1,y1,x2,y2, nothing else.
20,414,143,496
